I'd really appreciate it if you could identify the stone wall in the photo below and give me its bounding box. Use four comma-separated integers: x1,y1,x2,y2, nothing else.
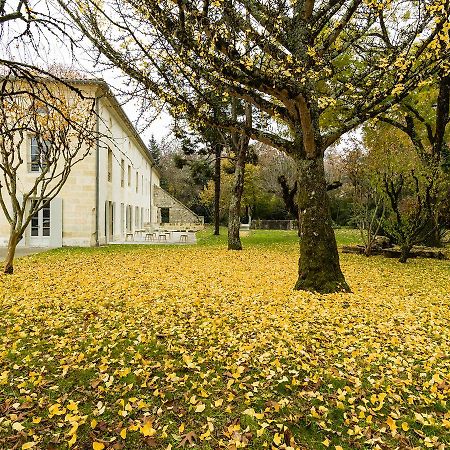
153,186,203,224
250,219,298,230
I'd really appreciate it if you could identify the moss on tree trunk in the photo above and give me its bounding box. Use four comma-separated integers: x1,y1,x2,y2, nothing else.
295,158,350,293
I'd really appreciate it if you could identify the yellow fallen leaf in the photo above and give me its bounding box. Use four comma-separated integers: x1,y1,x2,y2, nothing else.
68,433,77,447
93,443,105,450
12,422,25,432
67,401,78,411
273,433,282,445
401,422,409,431
120,428,127,439
22,443,36,450
386,416,397,434
195,403,206,412
141,421,156,436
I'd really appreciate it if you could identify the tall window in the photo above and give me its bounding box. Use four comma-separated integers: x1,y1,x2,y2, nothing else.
135,171,138,193
30,136,51,172
126,205,131,232
161,207,170,224
30,200,51,237
135,206,139,227
120,203,124,234
128,165,131,187
107,148,113,182
141,175,143,194
120,159,125,187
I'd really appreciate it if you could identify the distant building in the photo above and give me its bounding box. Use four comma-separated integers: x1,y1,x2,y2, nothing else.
0,79,161,247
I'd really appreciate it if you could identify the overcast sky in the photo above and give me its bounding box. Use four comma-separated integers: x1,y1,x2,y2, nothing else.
74,50,173,145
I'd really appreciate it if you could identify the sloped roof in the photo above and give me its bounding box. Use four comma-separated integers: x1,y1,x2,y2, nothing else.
70,79,160,174
1,75,161,175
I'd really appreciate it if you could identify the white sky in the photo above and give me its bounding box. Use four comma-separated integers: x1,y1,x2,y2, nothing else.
74,54,173,145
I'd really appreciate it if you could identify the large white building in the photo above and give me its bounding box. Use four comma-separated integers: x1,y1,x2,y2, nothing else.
0,79,161,248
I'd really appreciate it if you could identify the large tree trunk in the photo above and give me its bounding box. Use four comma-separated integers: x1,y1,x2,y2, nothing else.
213,143,221,236
4,230,19,274
295,157,350,293
228,142,246,250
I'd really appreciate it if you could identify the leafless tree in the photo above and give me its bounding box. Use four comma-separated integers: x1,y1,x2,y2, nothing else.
0,76,96,273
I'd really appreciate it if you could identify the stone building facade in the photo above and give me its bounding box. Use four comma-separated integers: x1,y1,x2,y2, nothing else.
0,79,161,248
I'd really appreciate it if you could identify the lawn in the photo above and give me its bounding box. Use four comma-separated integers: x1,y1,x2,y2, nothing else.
196,227,362,247
0,229,449,450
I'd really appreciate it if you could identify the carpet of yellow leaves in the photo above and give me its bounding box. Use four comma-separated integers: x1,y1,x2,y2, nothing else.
0,245,449,450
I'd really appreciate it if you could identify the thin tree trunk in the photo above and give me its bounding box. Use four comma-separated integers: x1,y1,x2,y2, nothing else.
4,230,19,274
295,157,350,293
228,99,251,250
422,215,442,247
228,142,247,250
213,143,221,236
399,245,411,263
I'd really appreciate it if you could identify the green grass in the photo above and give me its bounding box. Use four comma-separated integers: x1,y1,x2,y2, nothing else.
196,226,362,248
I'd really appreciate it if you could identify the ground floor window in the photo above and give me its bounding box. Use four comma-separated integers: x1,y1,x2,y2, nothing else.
109,202,114,237
126,205,132,232
31,200,51,237
120,203,124,234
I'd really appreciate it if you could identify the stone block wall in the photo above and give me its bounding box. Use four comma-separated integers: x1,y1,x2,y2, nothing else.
153,186,203,224
250,219,298,230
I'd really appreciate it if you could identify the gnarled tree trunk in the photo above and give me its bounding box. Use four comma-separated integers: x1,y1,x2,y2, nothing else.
4,229,20,274
295,157,350,293
228,99,251,250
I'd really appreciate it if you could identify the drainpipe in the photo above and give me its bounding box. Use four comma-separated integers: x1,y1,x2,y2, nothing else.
95,95,100,246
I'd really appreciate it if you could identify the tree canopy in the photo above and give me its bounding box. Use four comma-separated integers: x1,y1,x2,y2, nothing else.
60,0,450,154
57,0,450,292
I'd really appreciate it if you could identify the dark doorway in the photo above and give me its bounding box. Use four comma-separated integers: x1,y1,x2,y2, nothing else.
160,207,170,224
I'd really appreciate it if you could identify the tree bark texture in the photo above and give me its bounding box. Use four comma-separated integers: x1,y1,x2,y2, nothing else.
295,157,350,293
4,230,19,274
228,143,246,250
213,143,221,236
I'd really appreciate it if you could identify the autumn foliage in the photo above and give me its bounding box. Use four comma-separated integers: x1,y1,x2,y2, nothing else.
1,238,449,449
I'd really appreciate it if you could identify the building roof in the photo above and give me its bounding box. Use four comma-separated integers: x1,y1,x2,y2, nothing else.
69,78,160,175
1,75,161,175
